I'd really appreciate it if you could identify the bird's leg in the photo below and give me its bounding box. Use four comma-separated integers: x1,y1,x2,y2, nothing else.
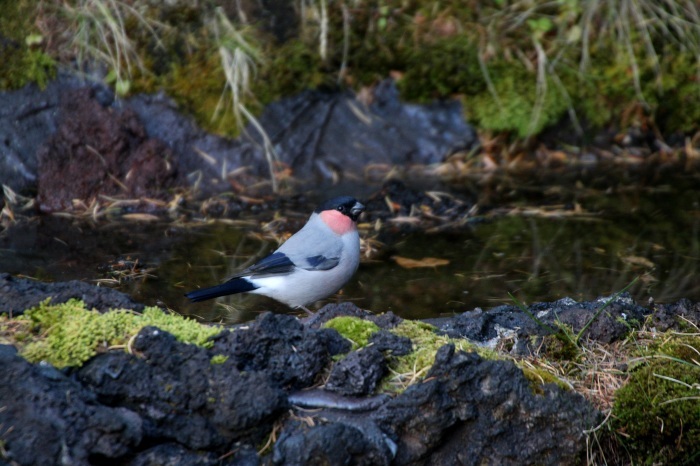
298,305,315,316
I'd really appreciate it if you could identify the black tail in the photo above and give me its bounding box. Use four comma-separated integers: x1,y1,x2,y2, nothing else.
185,278,258,302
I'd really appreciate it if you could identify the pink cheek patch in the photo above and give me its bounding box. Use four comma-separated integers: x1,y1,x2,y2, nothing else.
320,210,354,235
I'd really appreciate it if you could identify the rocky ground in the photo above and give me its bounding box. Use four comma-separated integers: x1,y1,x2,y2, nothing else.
2,274,700,464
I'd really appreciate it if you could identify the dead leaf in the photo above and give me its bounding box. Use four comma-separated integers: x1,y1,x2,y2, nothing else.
392,256,450,269
122,213,160,222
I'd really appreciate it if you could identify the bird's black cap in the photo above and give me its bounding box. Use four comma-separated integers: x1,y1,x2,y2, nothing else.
315,196,365,221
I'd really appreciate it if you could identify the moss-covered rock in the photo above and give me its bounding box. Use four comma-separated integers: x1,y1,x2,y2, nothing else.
17,299,220,368
612,334,700,463
323,316,380,350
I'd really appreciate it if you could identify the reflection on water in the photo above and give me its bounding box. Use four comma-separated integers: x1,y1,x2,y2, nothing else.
1,177,699,323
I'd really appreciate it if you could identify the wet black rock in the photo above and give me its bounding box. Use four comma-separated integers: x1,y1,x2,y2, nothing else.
369,329,413,356
0,73,106,194
374,345,599,465
0,344,142,465
1,74,477,199
303,301,376,328
650,298,700,332
0,272,145,316
253,80,477,183
77,326,287,452
127,443,228,466
325,346,387,396
211,312,347,389
272,420,390,466
438,294,650,353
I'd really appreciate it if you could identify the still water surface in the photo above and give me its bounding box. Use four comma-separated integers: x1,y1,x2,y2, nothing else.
2,175,698,323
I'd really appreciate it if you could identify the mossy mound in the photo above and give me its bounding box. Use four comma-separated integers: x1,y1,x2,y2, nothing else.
323,315,565,394
612,334,700,463
9,299,221,368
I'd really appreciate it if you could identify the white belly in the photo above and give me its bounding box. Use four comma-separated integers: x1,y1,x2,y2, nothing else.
250,233,360,307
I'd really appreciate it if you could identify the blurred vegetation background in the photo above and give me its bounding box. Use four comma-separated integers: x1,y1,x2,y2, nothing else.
2,0,698,143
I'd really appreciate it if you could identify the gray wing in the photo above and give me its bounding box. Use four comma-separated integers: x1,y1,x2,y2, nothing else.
275,216,343,271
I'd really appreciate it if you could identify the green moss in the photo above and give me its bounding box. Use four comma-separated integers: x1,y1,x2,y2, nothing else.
381,320,487,393
0,1,56,90
469,64,570,137
161,49,241,137
399,36,486,101
210,354,229,364
521,366,571,393
612,334,700,463
254,40,327,104
17,0,697,138
323,316,380,350
323,316,568,394
655,52,700,133
19,299,220,368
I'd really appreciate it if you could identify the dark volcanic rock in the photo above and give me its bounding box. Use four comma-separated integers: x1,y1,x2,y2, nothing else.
0,73,103,194
273,420,390,466
36,88,180,212
254,79,477,183
212,312,346,389
2,74,477,199
0,344,142,465
0,272,144,316
122,92,264,195
650,298,700,332
2,277,613,465
127,443,258,466
304,301,376,328
305,302,404,330
77,326,286,452
325,346,387,396
439,294,650,353
369,329,413,355
374,345,599,465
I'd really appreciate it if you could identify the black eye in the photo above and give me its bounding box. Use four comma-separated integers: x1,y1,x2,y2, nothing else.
337,205,345,212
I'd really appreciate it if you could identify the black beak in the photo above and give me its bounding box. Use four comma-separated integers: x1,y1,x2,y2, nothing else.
350,201,365,221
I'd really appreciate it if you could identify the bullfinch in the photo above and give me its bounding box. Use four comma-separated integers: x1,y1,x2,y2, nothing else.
185,196,365,312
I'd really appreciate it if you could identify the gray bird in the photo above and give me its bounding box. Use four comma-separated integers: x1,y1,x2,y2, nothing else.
186,196,365,312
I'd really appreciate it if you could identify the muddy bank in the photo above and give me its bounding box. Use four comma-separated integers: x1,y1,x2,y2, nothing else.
8,276,697,464
0,73,476,206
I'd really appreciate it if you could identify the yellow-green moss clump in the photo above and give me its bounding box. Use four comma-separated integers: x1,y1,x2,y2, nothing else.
324,315,570,394
210,354,229,364
323,316,380,350
612,334,700,463
325,316,491,393
18,299,220,368
384,320,498,393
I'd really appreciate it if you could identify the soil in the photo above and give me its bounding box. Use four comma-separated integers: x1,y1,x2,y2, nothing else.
36,88,180,213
